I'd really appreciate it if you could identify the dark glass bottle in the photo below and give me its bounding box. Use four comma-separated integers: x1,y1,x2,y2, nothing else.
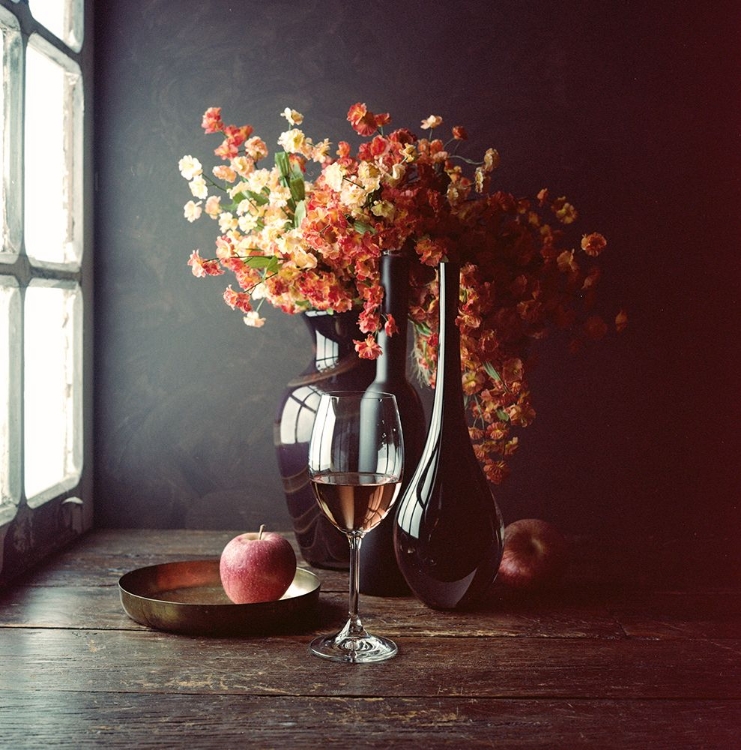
360,252,426,596
274,310,375,569
394,260,504,610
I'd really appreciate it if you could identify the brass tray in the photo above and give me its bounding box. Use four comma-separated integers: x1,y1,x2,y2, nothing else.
119,559,321,636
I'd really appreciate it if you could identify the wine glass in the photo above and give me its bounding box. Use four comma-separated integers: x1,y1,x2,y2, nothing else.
308,391,404,663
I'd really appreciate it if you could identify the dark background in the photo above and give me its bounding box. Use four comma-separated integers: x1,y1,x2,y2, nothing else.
93,1,740,567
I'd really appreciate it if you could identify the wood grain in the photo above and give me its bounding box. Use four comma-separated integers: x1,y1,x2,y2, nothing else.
2,529,740,748
1,628,739,700
0,692,738,749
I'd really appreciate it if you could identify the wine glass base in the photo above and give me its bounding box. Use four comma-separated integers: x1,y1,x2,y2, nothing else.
310,631,398,663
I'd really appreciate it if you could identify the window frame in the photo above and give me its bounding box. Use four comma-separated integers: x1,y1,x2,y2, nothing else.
0,0,93,586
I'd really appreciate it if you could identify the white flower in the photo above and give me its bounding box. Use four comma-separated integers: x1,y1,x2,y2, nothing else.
243,311,266,328
371,200,394,219
280,108,304,126
251,282,267,299
205,195,221,218
277,128,306,154
323,162,344,192
268,185,292,209
183,200,202,222
238,213,259,232
357,162,381,192
420,115,443,130
385,162,407,186
218,212,238,233
178,155,202,180
189,176,208,199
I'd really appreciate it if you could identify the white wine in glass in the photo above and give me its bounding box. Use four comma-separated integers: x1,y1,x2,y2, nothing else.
308,391,404,663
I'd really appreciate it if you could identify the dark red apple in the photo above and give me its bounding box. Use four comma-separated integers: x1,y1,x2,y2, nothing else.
219,526,297,604
497,519,569,591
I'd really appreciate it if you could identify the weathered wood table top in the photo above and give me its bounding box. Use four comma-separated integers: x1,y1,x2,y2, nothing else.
0,529,739,748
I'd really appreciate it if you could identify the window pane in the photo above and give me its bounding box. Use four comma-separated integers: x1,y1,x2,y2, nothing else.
0,277,20,520
28,0,83,52
25,35,83,269
0,7,22,263
24,282,82,505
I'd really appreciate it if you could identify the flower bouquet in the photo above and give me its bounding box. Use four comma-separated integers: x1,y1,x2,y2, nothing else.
180,103,625,484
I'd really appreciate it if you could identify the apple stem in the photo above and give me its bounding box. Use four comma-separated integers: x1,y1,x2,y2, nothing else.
258,524,265,540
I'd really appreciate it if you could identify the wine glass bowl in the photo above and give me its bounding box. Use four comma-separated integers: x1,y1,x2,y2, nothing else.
308,391,403,663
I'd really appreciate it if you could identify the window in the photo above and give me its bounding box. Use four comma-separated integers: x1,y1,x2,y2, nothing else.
0,0,91,585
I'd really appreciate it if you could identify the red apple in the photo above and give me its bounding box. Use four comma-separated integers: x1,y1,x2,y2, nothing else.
497,519,569,591
219,526,297,604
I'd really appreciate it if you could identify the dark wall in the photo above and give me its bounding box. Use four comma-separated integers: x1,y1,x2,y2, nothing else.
94,1,740,550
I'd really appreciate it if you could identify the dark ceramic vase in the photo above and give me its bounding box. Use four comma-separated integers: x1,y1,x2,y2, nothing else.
274,310,375,569
394,260,504,610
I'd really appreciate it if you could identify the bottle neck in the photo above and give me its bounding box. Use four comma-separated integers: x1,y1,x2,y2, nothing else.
373,253,410,386
431,261,467,428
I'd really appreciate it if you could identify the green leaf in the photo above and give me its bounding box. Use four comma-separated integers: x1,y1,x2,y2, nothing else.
245,189,269,206
243,255,280,272
483,362,503,383
352,220,376,236
294,199,306,227
289,174,305,203
275,151,290,179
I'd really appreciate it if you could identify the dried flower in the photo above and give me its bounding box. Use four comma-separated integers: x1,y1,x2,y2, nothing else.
180,103,623,482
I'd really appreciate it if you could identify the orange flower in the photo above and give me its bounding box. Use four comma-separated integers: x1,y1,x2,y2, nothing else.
354,335,382,360
187,250,223,278
384,314,399,337
183,104,624,488
201,107,223,134
581,232,607,257
347,102,389,136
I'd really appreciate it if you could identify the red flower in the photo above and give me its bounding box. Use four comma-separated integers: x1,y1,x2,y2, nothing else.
347,102,390,137
354,335,382,359
201,107,223,134
187,250,223,278
384,314,399,337
581,232,607,257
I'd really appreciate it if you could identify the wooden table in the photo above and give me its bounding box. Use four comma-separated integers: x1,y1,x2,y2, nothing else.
1,529,739,748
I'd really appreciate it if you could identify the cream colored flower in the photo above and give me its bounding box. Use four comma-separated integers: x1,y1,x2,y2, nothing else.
371,200,395,219
243,310,266,328
384,162,407,186
212,164,236,183
280,108,304,126
189,176,208,199
483,148,500,172
340,181,367,210
205,195,221,218
238,213,260,232
231,156,255,178
268,185,292,209
401,144,417,163
247,169,271,193
251,282,267,299
277,128,306,153
420,115,443,130
245,137,269,161
311,138,332,163
357,161,381,192
323,162,345,192
183,200,202,222
178,155,202,181
218,212,238,233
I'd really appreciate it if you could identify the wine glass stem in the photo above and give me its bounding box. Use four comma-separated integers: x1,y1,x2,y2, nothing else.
346,532,363,635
